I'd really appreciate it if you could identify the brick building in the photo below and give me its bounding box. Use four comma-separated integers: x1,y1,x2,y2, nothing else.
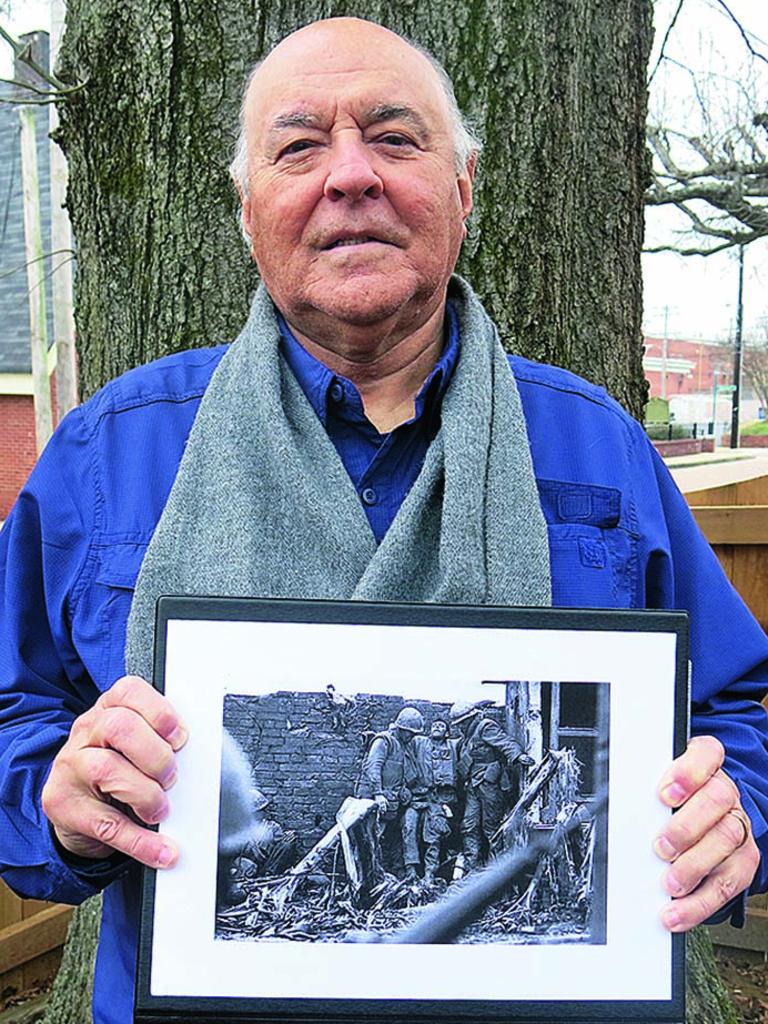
643,336,733,398
0,32,57,521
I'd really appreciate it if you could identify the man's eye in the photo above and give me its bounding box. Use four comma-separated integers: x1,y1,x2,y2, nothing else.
377,133,413,148
280,140,316,157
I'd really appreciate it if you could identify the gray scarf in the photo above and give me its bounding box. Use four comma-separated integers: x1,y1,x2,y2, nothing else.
125,276,551,681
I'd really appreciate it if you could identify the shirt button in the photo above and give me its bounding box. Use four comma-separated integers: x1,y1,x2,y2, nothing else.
329,381,344,403
361,487,378,507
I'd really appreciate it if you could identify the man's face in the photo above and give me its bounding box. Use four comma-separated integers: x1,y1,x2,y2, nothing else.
431,720,448,740
240,19,474,342
457,717,473,737
397,727,416,746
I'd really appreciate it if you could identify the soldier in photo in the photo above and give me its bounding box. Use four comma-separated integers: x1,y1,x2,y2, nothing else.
221,788,296,907
453,701,535,869
403,718,462,883
356,706,424,875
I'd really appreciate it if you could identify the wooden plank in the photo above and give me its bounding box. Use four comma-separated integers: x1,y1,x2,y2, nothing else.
730,545,768,633
0,905,72,976
689,506,768,545
684,483,739,507
733,476,768,506
0,885,22,931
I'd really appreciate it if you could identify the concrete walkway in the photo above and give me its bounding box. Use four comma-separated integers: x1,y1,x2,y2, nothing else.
665,449,768,494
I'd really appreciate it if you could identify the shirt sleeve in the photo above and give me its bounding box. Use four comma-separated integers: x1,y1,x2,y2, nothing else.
362,738,389,795
642,440,768,922
481,721,524,766
0,409,126,904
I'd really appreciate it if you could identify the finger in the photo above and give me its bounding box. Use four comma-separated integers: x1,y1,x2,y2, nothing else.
661,805,752,897
97,676,188,750
82,705,178,787
654,769,739,861
77,748,171,825
657,735,724,808
54,795,179,869
660,840,760,932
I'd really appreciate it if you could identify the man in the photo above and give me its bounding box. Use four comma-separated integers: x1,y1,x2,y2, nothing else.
406,718,461,883
0,17,765,1024
220,789,296,906
452,701,534,869
356,706,424,876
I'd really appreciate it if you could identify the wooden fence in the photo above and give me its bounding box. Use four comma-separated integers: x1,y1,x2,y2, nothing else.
0,887,71,997
685,473,768,633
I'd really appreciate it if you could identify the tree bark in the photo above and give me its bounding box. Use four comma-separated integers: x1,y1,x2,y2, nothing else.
40,896,100,1024
48,2,734,1022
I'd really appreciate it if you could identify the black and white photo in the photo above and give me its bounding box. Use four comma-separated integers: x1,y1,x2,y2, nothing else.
136,597,687,1024
214,680,609,947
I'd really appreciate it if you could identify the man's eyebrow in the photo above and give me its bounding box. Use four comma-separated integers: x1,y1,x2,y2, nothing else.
363,104,431,138
269,111,320,133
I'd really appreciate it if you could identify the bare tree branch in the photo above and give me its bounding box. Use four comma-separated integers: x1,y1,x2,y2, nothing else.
712,0,768,67
0,22,85,98
648,0,687,84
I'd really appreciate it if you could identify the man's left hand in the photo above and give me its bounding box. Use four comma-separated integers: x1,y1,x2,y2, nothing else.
654,735,759,931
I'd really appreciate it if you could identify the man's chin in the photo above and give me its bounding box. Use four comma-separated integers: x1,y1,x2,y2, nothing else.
308,276,431,328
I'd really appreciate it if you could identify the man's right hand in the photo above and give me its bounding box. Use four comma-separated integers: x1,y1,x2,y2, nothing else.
41,675,187,869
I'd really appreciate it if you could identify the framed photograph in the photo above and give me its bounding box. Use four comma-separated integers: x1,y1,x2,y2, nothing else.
135,598,688,1024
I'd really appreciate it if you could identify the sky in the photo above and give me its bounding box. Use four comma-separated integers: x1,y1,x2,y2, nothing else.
2,0,767,346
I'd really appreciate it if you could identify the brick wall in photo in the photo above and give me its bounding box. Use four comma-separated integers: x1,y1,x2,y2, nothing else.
223,691,453,856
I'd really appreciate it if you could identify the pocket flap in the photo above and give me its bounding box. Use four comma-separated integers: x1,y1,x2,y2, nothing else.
94,542,149,589
537,480,621,528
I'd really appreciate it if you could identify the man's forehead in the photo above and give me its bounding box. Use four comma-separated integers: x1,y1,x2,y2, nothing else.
246,20,448,129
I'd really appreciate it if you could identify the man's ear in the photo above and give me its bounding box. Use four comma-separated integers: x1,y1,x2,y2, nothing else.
458,151,476,224
237,185,253,244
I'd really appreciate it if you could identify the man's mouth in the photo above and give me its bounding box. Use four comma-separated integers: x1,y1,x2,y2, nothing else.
322,234,392,250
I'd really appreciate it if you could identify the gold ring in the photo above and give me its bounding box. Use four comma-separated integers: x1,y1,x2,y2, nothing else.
727,807,751,849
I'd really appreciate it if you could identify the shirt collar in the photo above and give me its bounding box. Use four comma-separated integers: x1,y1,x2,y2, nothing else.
277,301,460,431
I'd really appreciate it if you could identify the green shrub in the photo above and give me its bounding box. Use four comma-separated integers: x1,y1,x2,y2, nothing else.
740,420,768,436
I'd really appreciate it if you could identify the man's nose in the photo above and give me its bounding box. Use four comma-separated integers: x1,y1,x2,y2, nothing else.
323,139,383,202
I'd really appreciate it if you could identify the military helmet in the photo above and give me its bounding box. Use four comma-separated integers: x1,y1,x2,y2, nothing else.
450,700,480,724
251,788,270,811
393,707,425,733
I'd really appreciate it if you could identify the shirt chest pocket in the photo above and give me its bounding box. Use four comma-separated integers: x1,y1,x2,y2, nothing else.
537,480,637,609
93,542,149,690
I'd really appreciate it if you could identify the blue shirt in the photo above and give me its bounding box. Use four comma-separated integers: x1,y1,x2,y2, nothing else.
278,305,460,542
2,337,768,1024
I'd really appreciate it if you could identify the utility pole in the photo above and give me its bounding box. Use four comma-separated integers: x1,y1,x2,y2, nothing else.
19,106,53,453
661,305,670,400
49,0,79,416
730,245,745,449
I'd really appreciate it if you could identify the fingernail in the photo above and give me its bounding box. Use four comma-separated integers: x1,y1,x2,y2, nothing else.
664,873,685,896
660,782,687,805
654,836,677,861
661,906,682,931
161,767,178,790
157,845,175,868
167,725,188,751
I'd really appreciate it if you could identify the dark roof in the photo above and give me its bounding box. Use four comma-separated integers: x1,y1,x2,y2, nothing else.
0,32,55,374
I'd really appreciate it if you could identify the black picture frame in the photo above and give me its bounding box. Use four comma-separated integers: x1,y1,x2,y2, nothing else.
135,597,689,1024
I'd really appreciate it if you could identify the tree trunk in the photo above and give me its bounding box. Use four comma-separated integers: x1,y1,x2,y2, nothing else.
686,927,740,1024
49,2,732,1021
40,896,100,1024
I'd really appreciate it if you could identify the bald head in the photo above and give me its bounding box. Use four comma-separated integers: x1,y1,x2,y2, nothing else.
230,18,480,195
